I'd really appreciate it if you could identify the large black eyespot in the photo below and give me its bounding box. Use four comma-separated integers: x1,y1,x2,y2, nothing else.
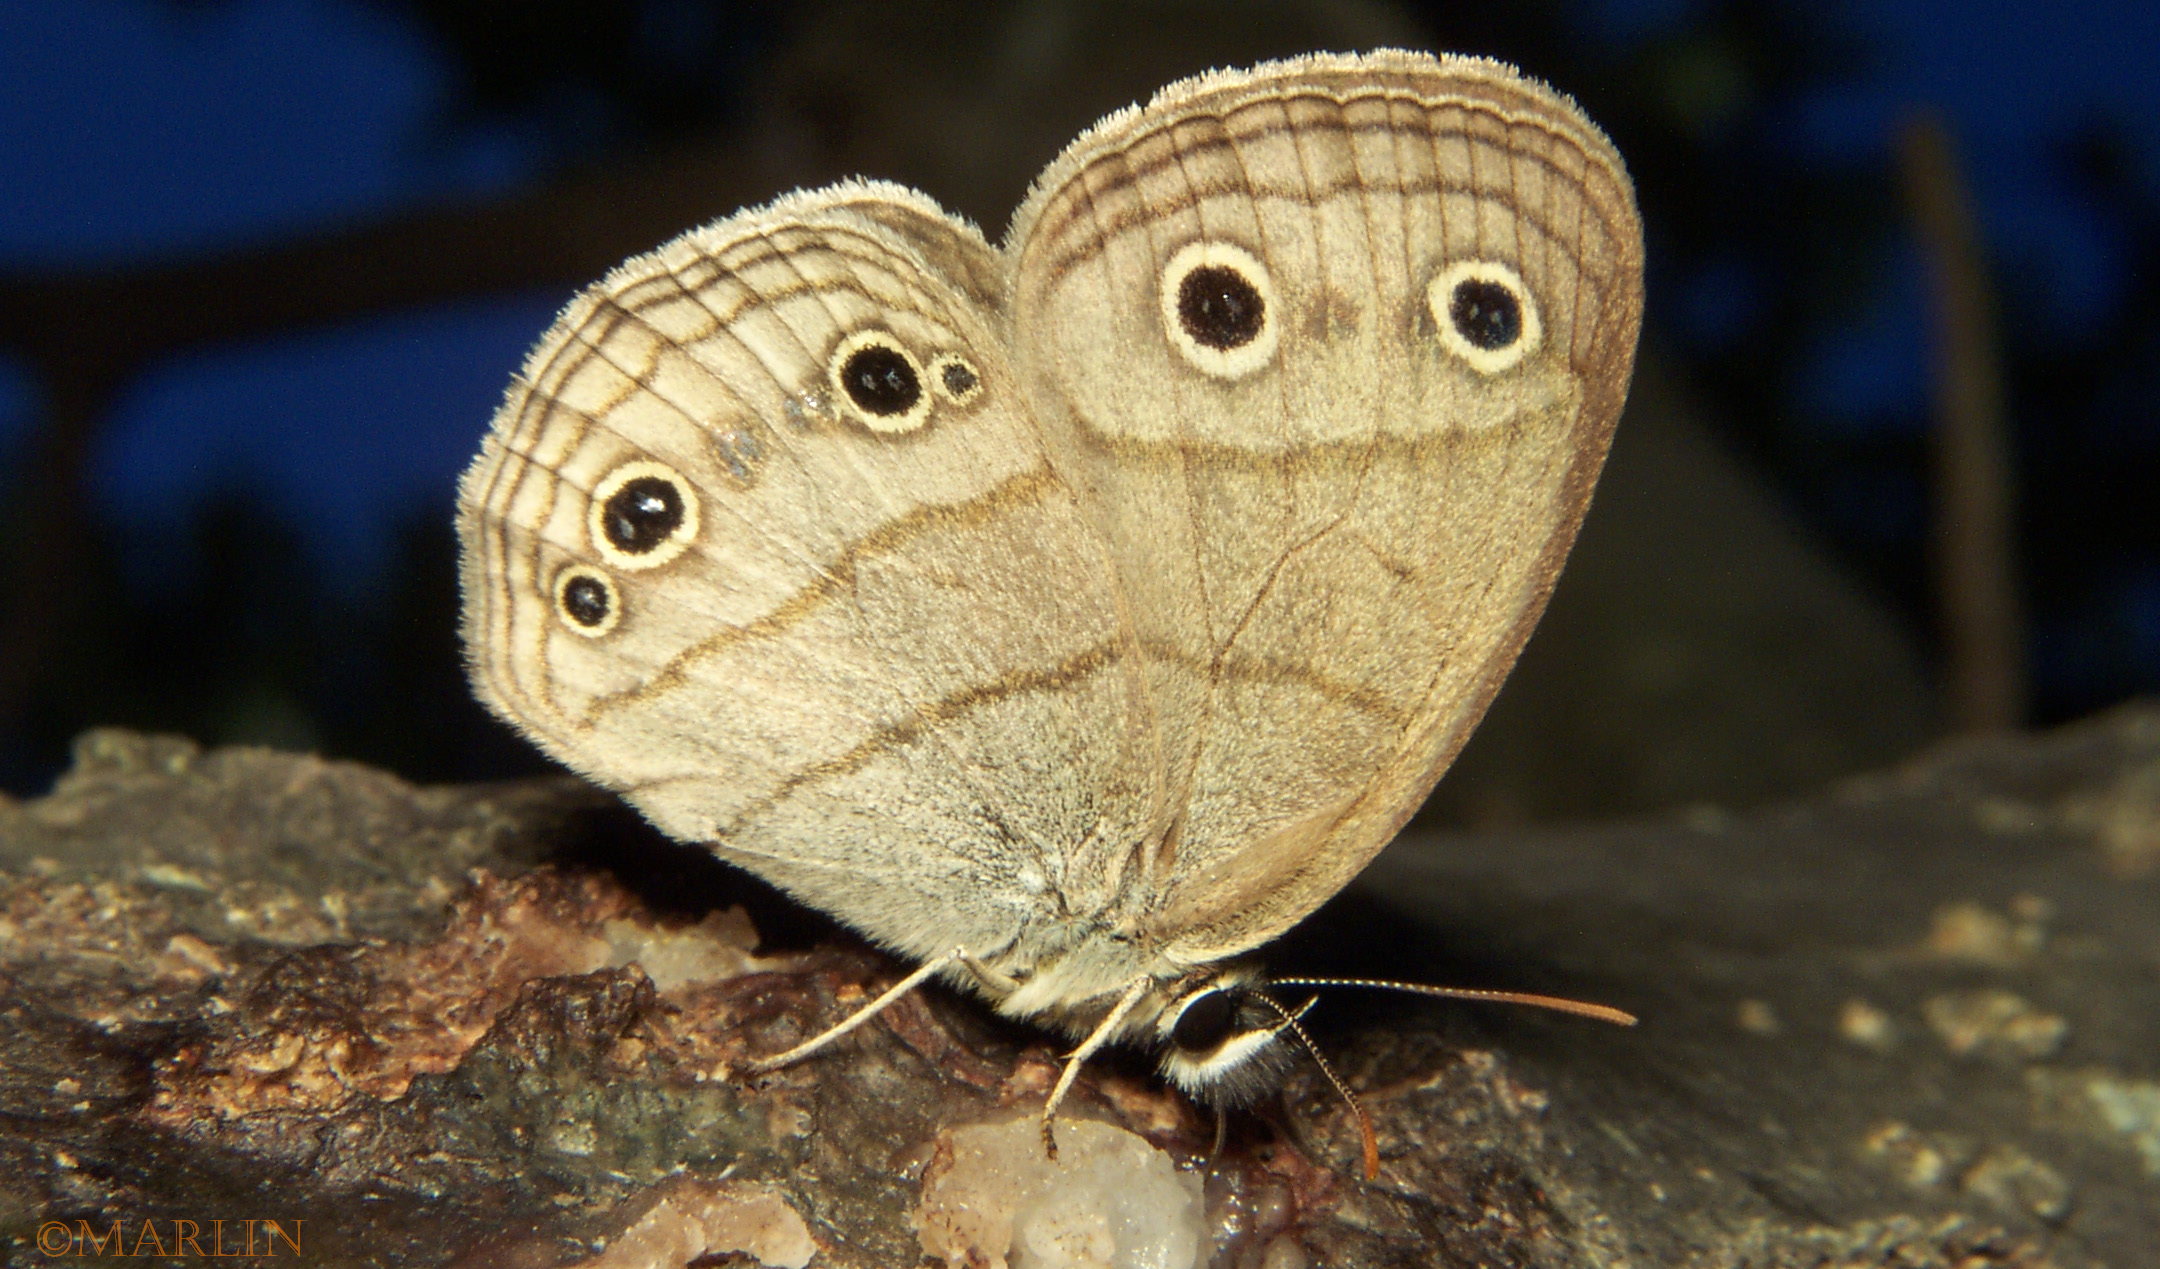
1178,267,1265,350
1159,241,1279,379
1427,260,1543,374
1449,279,1523,351
554,565,620,637
588,461,700,570
1170,989,1238,1053
828,332,933,433
602,476,683,554
843,344,919,415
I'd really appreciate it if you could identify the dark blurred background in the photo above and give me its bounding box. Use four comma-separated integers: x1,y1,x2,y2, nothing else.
1,0,2154,825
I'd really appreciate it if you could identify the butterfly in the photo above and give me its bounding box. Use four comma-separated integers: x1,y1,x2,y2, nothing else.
457,49,1643,1171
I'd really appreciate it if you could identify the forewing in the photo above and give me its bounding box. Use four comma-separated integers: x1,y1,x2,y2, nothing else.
1004,51,1643,956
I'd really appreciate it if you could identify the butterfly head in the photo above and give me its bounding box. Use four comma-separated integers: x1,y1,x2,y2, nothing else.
1149,967,1634,1179
1152,966,1308,1107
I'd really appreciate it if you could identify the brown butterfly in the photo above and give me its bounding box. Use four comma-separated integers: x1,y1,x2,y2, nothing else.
457,49,1644,1173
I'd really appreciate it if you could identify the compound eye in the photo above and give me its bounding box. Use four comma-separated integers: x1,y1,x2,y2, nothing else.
1170,988,1238,1053
1427,259,1542,374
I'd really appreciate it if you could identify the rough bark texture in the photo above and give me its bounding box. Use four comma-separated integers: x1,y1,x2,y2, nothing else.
2,714,2156,1266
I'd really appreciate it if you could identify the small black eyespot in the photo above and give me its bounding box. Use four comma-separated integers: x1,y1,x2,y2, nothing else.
1171,989,1238,1053
1177,265,1266,350
602,476,685,554
1449,278,1524,351
941,359,979,398
841,342,922,416
561,573,612,628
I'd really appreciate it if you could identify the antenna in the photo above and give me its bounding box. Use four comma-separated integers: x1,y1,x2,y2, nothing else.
1269,977,1638,1027
1251,992,1382,1180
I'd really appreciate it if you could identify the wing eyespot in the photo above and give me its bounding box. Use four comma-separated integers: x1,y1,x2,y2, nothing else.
1427,260,1543,374
829,331,933,433
929,353,984,407
554,565,621,637
588,460,701,571
1159,240,1280,379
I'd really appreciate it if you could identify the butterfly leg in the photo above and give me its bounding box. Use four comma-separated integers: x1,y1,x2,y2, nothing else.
741,950,961,1074
1038,976,1152,1160
956,950,1021,995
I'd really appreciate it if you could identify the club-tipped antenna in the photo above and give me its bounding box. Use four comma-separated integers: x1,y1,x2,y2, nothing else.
1269,977,1638,1027
1253,992,1382,1180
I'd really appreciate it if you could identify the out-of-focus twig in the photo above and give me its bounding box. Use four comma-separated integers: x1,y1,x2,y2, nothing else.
1899,110,2024,733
